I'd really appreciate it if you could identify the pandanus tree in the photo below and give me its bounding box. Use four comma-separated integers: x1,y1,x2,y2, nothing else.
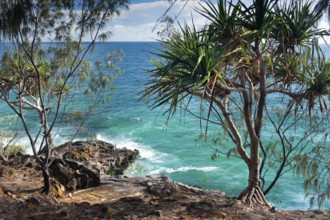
144,0,330,206
0,0,128,194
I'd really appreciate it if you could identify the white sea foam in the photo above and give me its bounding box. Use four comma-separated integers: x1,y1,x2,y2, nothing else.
149,166,220,174
96,134,172,163
276,191,309,210
18,131,172,166
19,132,70,155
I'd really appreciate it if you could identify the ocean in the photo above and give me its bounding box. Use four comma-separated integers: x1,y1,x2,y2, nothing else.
0,42,329,210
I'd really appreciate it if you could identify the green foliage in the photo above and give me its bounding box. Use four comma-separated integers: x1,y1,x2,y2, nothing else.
144,0,330,207
0,0,128,194
82,49,124,101
0,144,26,157
314,0,330,22
197,0,240,48
65,111,86,122
108,164,116,176
0,0,128,145
0,0,33,39
0,131,26,157
295,135,330,209
273,0,325,50
0,50,68,98
0,116,27,158
145,23,227,118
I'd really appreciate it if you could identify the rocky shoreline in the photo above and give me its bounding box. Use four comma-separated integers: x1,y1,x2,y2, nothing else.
0,140,329,219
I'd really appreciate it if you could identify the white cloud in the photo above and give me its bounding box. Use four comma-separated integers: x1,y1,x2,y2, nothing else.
107,1,209,42
40,0,330,42
317,18,330,44
98,0,330,42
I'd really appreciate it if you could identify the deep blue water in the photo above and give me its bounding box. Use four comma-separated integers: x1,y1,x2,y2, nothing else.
0,42,329,210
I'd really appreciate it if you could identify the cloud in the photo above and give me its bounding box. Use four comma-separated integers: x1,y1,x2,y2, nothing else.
316,18,330,44
101,0,330,43
107,1,209,41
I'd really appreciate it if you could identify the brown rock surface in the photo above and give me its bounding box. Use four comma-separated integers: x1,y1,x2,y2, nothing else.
0,141,329,220
50,140,139,191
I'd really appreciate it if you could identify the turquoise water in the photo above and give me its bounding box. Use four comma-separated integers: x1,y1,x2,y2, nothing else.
0,42,329,210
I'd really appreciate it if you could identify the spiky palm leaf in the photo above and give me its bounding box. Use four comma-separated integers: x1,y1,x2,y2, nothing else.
299,58,330,114
144,24,227,117
313,0,330,21
144,0,330,207
197,0,241,48
273,0,327,52
236,0,277,34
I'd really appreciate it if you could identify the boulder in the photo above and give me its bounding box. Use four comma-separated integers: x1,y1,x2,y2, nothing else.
0,140,139,193
49,140,139,191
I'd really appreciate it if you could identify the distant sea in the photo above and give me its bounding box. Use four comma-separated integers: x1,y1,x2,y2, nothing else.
0,42,329,210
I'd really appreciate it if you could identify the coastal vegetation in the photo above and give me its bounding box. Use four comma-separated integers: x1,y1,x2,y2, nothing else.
0,0,329,214
144,0,330,208
0,0,128,194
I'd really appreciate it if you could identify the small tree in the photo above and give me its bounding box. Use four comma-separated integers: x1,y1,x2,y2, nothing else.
0,0,128,194
144,0,330,206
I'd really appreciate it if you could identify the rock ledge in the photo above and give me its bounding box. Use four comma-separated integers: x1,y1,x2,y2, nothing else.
0,140,329,220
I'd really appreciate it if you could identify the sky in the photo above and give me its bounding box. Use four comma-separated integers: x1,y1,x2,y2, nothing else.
108,0,211,41
106,0,329,42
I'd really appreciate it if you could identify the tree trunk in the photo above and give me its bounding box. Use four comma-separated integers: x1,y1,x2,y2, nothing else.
237,154,271,207
37,111,53,156
41,166,51,194
248,160,260,189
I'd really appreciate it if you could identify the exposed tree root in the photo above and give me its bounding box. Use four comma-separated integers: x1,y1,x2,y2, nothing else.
238,185,272,208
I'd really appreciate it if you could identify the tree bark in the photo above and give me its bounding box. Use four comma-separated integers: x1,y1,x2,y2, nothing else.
236,60,271,207
41,166,51,194
237,161,271,207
